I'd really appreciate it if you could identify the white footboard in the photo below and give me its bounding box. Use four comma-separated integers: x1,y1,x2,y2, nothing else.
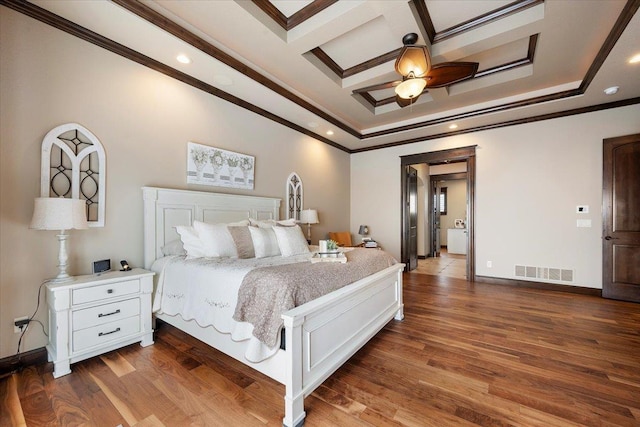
281,263,405,427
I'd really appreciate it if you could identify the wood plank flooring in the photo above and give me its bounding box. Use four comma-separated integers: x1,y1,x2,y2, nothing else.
2,273,640,426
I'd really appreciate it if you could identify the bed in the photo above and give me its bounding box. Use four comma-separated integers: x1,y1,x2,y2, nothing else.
142,186,405,427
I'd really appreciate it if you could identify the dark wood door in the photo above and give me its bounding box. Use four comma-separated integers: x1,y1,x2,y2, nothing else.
603,133,640,302
406,166,418,270
430,179,441,257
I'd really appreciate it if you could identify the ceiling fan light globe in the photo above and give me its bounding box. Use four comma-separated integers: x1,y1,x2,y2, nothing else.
395,46,431,77
395,78,427,99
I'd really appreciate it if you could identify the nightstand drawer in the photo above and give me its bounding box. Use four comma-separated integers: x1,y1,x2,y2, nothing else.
73,316,140,352
72,298,140,330
72,279,140,305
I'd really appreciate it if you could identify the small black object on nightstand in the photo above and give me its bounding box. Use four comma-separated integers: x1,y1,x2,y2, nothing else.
120,260,132,271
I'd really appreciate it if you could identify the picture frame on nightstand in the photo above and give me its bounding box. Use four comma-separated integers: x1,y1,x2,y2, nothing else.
92,259,111,274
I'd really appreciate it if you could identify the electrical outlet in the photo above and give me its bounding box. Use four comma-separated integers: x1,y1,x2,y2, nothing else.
14,317,29,334
487,261,492,268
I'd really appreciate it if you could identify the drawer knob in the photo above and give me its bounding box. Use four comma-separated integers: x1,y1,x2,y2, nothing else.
98,327,121,337
107,289,114,294
98,309,121,318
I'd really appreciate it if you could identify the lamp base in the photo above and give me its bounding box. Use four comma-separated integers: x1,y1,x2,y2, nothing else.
52,231,74,284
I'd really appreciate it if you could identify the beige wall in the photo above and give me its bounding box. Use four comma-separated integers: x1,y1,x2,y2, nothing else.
0,10,350,358
352,104,640,288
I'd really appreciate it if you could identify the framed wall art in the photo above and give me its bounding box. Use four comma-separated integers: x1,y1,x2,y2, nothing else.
187,142,254,190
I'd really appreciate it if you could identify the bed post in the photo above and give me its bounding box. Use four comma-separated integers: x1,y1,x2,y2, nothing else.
394,268,405,321
282,314,306,427
142,187,158,270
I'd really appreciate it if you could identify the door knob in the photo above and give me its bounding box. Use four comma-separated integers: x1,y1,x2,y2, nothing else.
604,236,619,240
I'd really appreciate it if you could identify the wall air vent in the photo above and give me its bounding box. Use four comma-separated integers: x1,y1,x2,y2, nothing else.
515,265,574,283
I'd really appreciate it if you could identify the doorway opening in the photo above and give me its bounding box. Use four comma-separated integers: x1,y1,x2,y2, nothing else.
401,146,476,281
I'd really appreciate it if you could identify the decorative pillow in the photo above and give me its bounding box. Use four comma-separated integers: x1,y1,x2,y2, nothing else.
161,239,186,257
272,225,310,257
175,225,207,259
227,219,251,227
193,220,238,258
248,226,281,258
227,226,255,259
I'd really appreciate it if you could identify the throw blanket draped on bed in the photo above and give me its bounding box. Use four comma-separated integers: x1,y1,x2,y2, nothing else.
233,248,397,347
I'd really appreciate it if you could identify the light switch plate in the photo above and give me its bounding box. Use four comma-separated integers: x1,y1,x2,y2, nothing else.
576,205,589,213
577,219,592,228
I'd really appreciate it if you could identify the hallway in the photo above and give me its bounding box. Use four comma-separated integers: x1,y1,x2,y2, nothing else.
410,248,467,280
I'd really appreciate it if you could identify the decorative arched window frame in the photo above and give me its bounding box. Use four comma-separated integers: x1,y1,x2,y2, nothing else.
286,172,303,220
41,123,106,227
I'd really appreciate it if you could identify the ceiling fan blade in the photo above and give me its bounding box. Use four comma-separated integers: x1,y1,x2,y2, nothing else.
352,80,401,94
396,93,422,108
424,62,479,88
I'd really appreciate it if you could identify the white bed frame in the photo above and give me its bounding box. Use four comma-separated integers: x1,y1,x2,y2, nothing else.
142,187,404,427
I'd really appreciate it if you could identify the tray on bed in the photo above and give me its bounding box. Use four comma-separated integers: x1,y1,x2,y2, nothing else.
310,252,347,263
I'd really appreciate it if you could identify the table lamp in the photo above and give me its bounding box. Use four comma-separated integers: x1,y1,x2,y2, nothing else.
30,197,88,283
299,209,319,242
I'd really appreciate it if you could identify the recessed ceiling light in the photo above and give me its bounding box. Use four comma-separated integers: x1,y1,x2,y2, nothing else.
176,54,191,64
326,130,334,136
629,53,640,64
604,86,619,95
449,124,458,130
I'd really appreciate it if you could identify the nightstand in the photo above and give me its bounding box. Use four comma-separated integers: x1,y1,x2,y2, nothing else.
46,268,155,378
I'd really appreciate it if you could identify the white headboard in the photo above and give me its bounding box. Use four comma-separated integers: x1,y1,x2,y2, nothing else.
142,187,281,268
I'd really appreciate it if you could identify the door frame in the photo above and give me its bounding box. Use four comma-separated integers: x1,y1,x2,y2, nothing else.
430,172,467,257
406,166,419,270
401,146,476,281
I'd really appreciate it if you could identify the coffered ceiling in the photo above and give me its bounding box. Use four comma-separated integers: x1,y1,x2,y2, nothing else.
8,0,640,152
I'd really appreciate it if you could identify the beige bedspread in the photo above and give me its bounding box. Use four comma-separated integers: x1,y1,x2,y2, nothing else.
233,248,397,347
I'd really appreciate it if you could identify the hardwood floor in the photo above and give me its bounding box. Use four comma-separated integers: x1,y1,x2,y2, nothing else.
2,273,640,426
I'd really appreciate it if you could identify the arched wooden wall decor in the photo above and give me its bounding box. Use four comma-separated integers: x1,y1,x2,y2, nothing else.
286,172,303,220
41,123,106,227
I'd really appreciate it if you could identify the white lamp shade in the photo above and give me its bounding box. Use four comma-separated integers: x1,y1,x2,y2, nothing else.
30,197,89,231
299,209,319,224
395,77,427,99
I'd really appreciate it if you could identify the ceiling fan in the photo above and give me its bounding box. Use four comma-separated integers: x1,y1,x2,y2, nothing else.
353,33,479,107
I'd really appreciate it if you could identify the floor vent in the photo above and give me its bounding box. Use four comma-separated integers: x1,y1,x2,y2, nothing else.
515,265,573,282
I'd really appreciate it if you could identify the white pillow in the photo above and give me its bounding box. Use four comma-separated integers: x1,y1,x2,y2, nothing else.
161,239,186,257
176,226,207,259
248,226,281,258
249,218,297,228
193,220,238,258
272,225,310,257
